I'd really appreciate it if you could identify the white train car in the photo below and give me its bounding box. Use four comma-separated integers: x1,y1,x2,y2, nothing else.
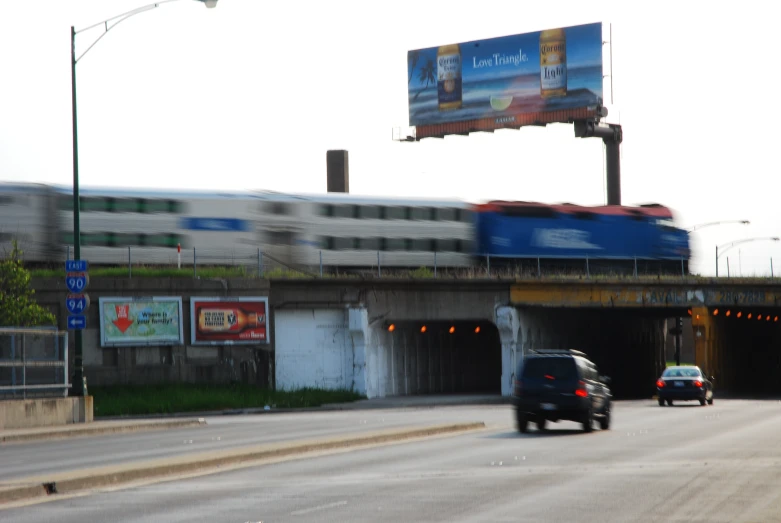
50,185,261,265
0,182,477,270
252,191,475,270
0,183,59,261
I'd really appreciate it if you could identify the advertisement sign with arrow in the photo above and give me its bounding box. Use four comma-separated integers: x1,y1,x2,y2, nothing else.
98,297,184,347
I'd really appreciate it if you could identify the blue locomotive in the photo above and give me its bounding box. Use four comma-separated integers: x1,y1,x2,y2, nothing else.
473,201,690,274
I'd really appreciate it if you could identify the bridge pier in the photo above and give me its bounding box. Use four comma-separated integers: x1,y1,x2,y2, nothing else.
691,306,724,386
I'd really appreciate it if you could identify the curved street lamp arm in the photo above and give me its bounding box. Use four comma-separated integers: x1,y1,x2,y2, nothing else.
717,237,780,258
687,220,750,232
74,0,182,63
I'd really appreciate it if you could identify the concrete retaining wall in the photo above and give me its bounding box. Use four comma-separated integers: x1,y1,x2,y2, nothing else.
31,277,272,389
0,396,93,429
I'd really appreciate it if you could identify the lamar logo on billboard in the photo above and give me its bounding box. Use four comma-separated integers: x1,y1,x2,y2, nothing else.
113,304,134,333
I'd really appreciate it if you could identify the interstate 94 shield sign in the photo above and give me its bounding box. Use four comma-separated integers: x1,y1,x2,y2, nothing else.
190,297,269,345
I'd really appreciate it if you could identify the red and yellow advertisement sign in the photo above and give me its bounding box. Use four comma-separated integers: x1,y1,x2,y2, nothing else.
190,297,269,345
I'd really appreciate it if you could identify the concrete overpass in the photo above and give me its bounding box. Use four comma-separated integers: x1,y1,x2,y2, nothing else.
509,282,781,396
270,278,781,399
29,277,781,400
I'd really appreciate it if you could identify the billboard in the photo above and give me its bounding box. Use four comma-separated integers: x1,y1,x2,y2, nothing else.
99,297,184,347
407,22,603,138
190,297,269,345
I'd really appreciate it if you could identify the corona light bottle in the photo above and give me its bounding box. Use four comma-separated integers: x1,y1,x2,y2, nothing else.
197,307,263,334
437,43,462,111
539,28,567,98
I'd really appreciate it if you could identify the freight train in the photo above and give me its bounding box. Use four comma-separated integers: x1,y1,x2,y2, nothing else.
0,182,690,274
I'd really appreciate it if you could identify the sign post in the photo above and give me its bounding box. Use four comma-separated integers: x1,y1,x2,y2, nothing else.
65,260,89,396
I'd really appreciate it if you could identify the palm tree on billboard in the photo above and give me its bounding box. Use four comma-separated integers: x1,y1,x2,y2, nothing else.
413,58,435,100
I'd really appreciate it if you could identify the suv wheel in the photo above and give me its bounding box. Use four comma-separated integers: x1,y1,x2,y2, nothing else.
599,406,611,430
516,410,528,433
658,399,665,407
536,417,547,431
582,408,594,433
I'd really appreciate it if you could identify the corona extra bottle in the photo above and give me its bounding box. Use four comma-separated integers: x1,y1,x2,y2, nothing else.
197,307,263,334
437,44,462,111
539,28,567,98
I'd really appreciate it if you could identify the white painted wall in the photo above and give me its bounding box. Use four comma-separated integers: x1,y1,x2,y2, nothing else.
275,309,367,393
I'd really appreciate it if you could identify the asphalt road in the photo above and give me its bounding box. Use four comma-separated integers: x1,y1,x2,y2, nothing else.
5,398,781,522
0,405,508,482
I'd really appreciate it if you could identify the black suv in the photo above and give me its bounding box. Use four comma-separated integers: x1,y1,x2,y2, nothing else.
512,349,612,433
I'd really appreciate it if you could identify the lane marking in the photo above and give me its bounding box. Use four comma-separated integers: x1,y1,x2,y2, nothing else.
290,500,347,516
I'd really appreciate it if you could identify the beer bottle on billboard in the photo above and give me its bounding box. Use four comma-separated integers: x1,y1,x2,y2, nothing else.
539,28,567,98
437,44,462,111
197,307,263,334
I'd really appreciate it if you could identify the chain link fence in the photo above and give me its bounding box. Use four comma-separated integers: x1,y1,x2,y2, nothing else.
0,328,69,399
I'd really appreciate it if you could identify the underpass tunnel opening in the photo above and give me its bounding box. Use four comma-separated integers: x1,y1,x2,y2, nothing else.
522,308,687,399
382,320,501,395
692,307,781,396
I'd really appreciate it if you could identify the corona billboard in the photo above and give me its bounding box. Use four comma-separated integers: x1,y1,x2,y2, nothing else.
407,22,603,139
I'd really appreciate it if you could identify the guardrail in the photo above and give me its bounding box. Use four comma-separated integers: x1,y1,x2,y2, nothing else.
8,240,779,280
49,245,696,279
0,327,69,399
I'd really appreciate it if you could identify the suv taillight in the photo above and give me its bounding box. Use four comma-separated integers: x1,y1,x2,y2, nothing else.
693,380,703,387
575,380,588,398
656,379,665,388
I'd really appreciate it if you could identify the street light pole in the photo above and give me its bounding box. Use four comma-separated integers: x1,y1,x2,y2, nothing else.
715,237,780,277
70,25,84,396
69,0,217,397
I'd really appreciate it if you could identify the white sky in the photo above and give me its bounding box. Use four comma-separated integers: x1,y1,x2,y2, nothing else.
1,0,779,277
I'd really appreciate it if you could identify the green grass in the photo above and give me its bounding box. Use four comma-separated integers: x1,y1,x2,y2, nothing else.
27,264,781,282
30,265,314,279
90,383,366,417
666,361,695,367
31,266,250,279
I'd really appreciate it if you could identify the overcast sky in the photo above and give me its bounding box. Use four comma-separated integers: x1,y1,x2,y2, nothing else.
2,0,778,276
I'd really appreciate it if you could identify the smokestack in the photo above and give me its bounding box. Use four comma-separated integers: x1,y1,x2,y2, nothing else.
326,150,349,193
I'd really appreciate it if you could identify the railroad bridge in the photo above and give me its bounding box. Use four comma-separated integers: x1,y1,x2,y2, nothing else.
31,277,781,399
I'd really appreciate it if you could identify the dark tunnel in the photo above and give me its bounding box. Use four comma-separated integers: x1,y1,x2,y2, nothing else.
383,320,502,395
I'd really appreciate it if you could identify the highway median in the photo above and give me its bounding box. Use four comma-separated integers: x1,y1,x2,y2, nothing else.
0,421,486,506
0,418,206,444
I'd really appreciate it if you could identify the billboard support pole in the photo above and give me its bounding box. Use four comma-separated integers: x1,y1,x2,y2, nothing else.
574,121,623,205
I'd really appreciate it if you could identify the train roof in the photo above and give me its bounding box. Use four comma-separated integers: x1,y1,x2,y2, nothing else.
0,182,676,216
12,183,470,207
476,200,675,218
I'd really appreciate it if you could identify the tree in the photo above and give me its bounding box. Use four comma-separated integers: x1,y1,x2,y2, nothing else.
0,240,56,327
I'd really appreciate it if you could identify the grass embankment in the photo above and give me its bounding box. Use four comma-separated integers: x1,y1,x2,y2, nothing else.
91,384,365,417
31,266,312,279
30,264,753,282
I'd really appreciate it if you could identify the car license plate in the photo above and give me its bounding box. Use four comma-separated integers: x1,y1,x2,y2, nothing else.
541,403,557,411
674,381,684,387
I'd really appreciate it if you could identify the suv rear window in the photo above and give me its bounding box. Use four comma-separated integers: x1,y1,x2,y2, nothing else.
521,357,578,380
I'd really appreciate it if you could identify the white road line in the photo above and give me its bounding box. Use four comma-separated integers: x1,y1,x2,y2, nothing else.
290,500,348,516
